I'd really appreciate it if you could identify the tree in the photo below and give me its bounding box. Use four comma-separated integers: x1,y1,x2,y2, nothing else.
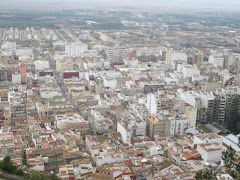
195,170,217,180
222,146,237,169
238,137,240,148
0,156,16,174
237,122,240,133
226,95,240,134
195,171,204,180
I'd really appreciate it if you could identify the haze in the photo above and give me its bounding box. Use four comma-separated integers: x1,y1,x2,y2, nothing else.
0,0,240,13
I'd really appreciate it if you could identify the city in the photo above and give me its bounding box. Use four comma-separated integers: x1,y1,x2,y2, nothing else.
0,1,239,180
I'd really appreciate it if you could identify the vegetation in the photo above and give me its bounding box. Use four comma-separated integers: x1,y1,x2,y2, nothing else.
0,156,61,180
0,156,24,176
80,39,92,43
222,146,237,169
226,95,240,134
17,41,40,47
212,123,227,132
221,146,240,179
195,146,240,179
238,137,240,148
195,170,217,180
198,125,212,133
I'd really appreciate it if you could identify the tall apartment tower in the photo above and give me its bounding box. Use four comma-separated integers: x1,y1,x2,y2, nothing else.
106,47,126,66
164,48,173,66
20,62,27,84
223,56,231,69
146,93,157,114
192,53,203,67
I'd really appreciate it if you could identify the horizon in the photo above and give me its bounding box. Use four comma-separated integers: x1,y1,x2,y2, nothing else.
0,0,240,13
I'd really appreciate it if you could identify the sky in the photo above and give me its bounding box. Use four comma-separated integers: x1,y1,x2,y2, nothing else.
0,0,239,13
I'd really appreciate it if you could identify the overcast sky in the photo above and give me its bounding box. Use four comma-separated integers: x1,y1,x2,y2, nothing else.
0,0,239,13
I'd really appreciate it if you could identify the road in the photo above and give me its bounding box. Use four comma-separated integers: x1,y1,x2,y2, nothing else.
48,53,68,102
63,28,78,43
47,49,88,130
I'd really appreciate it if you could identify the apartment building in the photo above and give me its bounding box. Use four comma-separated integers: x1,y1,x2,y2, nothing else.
65,43,88,57
106,47,126,66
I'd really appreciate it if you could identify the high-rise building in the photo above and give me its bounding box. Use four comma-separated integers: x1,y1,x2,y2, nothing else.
192,53,203,67
165,48,173,66
0,69,12,82
20,62,27,84
223,56,231,69
146,93,157,114
106,47,126,66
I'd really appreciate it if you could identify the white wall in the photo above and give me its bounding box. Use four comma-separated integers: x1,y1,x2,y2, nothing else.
65,43,88,56
12,74,21,84
103,78,117,89
117,122,131,145
34,60,50,71
209,55,224,68
182,66,200,78
146,93,157,114
197,144,223,162
40,90,62,99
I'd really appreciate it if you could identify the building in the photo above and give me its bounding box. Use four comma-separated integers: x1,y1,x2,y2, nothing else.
146,93,157,114
197,143,224,162
65,43,88,57
20,62,27,84
209,55,224,68
144,84,165,94
106,47,126,66
1,42,16,55
12,73,21,84
0,69,12,82
164,48,173,66
147,115,167,139
56,58,74,72
55,113,89,134
193,133,222,145
192,53,203,67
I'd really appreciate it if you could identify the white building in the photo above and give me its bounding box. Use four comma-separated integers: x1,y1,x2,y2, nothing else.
12,73,21,84
106,47,126,65
209,55,224,68
197,143,224,162
1,41,16,55
178,90,200,108
181,65,200,78
146,93,157,114
40,87,62,99
194,133,223,145
103,77,117,89
65,43,88,56
34,60,50,71
16,48,34,57
96,152,123,166
124,58,139,68
171,52,187,70
168,117,189,136
117,122,132,145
